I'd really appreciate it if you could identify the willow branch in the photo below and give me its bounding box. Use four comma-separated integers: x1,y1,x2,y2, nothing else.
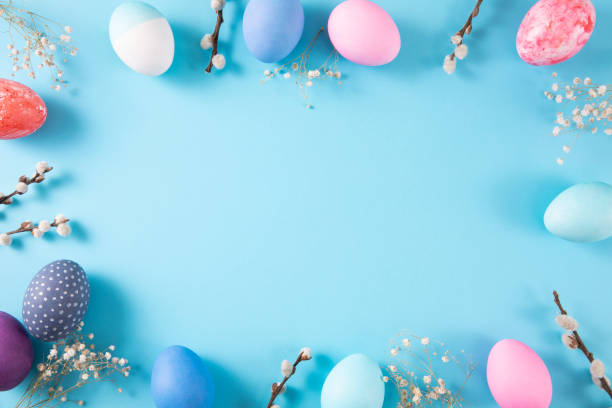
0,165,53,205
204,10,223,73
4,218,69,236
449,0,483,60
553,291,612,399
266,350,310,408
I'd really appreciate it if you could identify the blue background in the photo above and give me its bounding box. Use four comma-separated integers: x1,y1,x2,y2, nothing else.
1,0,611,407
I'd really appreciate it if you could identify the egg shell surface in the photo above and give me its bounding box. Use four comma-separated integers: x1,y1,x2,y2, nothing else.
328,0,400,66
0,78,47,140
151,345,215,408
22,260,90,342
487,339,552,408
0,311,33,391
321,353,385,408
516,0,595,65
242,0,304,63
109,1,174,76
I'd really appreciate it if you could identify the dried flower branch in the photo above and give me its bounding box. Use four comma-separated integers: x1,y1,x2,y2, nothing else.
545,73,612,165
261,27,342,109
0,214,71,246
0,161,52,206
14,322,130,408
0,1,77,89
384,332,476,407
201,0,226,73
443,0,483,74
553,291,612,399
266,347,312,408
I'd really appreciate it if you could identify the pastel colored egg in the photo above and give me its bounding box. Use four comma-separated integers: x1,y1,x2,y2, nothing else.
0,79,46,140
321,354,384,408
151,345,215,408
22,260,90,342
0,311,33,391
328,0,400,66
487,339,552,408
544,182,612,242
109,2,174,75
243,0,304,63
516,0,595,66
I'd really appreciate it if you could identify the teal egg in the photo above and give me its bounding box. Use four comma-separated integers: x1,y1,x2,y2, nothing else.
321,354,384,408
544,182,612,242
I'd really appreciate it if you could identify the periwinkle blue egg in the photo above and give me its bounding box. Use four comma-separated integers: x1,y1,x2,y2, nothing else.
544,182,612,242
22,260,90,342
321,354,385,408
151,345,214,408
243,0,304,62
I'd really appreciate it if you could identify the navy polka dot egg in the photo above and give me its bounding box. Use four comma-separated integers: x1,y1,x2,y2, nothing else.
22,260,90,342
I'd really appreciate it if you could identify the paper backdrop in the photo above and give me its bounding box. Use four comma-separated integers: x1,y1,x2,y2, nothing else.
1,0,611,407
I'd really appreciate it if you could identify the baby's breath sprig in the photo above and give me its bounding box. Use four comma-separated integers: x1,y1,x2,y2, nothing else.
384,332,476,407
443,0,483,74
553,291,612,399
261,27,342,109
201,0,226,73
545,73,612,165
0,1,77,89
0,161,53,206
266,347,312,408
0,214,71,247
14,322,131,408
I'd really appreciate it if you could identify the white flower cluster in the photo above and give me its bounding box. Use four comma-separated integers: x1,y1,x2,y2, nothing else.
545,74,612,165
443,35,469,74
200,0,227,71
0,214,71,247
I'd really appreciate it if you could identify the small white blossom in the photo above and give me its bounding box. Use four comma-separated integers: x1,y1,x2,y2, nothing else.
454,44,468,60
200,34,213,50
443,55,456,74
16,182,28,193
36,161,49,174
423,375,431,384
390,347,399,356
38,220,51,232
211,0,226,11
450,35,462,45
212,54,226,70
590,359,605,378
593,375,610,389
57,223,71,237
421,337,430,345
32,228,43,238
555,314,578,331
281,360,292,377
402,338,411,347
0,233,12,246
300,347,312,360
561,333,578,349
81,373,89,381
55,214,68,224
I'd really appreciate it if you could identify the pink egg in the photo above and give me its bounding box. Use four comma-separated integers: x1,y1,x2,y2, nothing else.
487,339,552,408
0,78,47,140
328,0,400,66
516,0,595,66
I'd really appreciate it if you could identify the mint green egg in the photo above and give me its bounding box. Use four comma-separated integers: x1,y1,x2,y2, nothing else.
544,182,612,242
321,354,384,408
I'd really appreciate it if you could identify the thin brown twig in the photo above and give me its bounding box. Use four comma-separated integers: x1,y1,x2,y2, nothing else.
204,10,223,73
266,350,310,408
0,166,53,205
449,0,483,61
4,218,69,237
553,290,612,399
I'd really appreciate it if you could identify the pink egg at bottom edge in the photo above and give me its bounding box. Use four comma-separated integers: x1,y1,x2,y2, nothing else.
0,78,47,140
328,0,400,66
487,339,552,408
516,0,595,66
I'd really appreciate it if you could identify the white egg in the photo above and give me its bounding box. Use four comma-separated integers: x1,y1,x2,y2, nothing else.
109,1,174,76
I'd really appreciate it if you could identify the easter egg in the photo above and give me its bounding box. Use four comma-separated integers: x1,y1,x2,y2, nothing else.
0,79,46,140
328,0,400,66
109,2,174,75
0,311,33,391
151,345,215,408
544,182,612,242
516,0,595,66
487,339,552,408
22,260,90,342
243,0,304,63
321,354,384,408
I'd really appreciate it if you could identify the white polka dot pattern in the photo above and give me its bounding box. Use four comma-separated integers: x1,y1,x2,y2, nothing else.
22,260,90,342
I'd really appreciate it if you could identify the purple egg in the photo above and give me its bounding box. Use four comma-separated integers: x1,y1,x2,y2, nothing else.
0,311,33,391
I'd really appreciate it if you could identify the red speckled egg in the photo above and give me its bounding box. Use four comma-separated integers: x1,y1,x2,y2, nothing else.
0,79,47,140
516,0,595,66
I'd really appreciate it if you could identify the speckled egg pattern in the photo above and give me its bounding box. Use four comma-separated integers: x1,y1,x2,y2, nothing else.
516,0,595,66
22,260,90,342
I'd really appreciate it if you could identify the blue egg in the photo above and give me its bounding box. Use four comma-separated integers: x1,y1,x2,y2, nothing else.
544,182,612,242
243,0,304,63
151,345,214,408
22,260,90,342
321,354,385,408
